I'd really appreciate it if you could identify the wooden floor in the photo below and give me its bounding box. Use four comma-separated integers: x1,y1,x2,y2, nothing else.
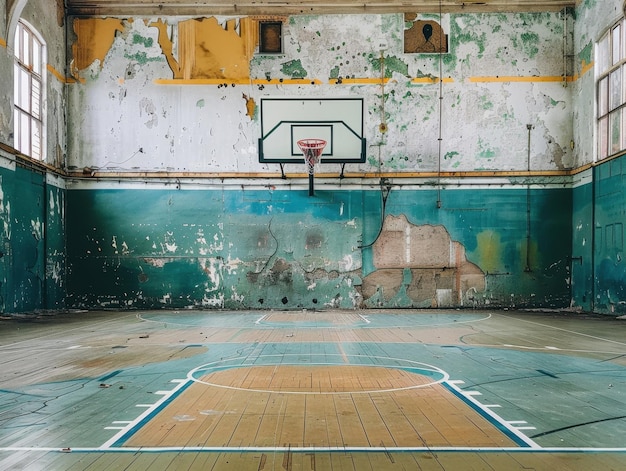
0,309,625,470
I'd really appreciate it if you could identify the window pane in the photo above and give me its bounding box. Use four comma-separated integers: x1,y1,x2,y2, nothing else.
613,24,622,65
622,108,626,150
13,63,19,106
13,109,19,145
610,110,621,154
22,27,30,67
610,68,622,110
14,24,22,62
19,112,30,154
18,67,30,110
31,121,41,159
599,116,609,159
32,39,41,75
31,78,41,119
599,76,609,116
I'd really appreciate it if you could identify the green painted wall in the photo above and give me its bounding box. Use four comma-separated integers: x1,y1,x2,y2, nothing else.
570,156,626,315
0,164,66,314
66,187,364,310
588,157,626,314
571,171,593,312
66,184,571,311
362,185,572,308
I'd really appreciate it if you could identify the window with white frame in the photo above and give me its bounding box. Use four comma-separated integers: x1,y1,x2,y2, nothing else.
14,21,45,160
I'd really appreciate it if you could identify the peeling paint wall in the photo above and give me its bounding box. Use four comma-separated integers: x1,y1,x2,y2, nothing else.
0,0,67,314
0,154,66,314
18,0,68,168
66,11,574,173
3,4,624,313
66,185,363,310
568,0,626,314
60,9,580,311
64,181,572,311
360,186,571,309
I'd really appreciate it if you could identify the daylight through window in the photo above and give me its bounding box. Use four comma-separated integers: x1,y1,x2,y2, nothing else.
14,21,44,160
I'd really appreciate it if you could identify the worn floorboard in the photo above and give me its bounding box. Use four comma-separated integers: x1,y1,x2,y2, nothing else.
1,309,626,469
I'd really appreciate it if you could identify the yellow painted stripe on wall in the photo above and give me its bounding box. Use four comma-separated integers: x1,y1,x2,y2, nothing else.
411,77,454,84
0,37,6,48
155,78,324,85
155,76,457,86
47,64,76,84
469,75,570,83
155,75,580,86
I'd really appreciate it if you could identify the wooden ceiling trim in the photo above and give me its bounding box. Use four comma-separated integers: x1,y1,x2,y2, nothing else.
65,1,576,17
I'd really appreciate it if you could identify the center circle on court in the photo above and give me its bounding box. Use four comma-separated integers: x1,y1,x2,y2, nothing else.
188,354,449,394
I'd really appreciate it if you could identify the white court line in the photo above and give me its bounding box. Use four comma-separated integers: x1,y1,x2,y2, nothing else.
100,378,190,449
499,313,626,347
445,380,540,449
465,391,482,396
1,446,625,453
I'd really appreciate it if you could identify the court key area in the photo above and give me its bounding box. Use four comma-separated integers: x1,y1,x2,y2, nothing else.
0,309,625,470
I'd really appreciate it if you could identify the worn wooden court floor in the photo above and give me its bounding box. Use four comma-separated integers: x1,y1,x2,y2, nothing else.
0,309,625,470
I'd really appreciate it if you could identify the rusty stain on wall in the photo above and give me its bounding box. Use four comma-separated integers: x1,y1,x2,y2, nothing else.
363,215,485,307
151,17,257,80
242,93,256,119
71,18,125,79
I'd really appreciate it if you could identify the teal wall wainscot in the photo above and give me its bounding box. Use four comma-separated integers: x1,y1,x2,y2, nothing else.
0,160,66,314
66,181,572,311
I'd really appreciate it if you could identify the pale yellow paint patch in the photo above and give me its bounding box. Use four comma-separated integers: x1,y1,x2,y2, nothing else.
469,75,571,83
71,18,125,79
152,17,257,80
476,230,502,274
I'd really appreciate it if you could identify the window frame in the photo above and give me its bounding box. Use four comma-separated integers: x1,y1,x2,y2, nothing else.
13,20,46,161
258,21,283,55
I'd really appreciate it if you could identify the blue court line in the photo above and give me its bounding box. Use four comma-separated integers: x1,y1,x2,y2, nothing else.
98,370,123,382
107,379,194,448
442,381,537,448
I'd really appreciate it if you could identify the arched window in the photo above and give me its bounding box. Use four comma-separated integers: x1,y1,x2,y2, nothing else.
14,20,45,160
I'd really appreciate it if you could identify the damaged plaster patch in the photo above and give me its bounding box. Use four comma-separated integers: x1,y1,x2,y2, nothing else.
363,215,485,307
151,17,256,80
139,97,158,128
71,18,125,79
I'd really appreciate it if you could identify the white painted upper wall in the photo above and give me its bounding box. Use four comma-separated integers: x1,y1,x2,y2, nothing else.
0,2,619,174
65,11,581,175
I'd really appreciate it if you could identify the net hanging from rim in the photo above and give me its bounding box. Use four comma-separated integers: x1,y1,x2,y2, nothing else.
297,139,327,175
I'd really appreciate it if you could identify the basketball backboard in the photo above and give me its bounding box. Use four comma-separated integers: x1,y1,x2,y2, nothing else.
258,97,366,165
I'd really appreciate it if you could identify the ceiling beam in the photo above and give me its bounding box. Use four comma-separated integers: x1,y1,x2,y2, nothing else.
65,1,576,17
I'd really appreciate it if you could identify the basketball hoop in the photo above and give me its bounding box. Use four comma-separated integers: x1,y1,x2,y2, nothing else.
297,139,326,196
